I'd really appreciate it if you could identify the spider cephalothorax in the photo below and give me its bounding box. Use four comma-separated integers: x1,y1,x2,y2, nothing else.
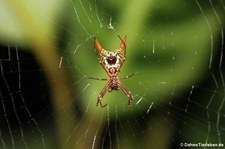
89,35,134,107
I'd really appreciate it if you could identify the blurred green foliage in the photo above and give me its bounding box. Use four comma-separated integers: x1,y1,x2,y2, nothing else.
0,0,224,148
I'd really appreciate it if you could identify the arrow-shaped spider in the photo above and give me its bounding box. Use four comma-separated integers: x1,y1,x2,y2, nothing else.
89,35,134,107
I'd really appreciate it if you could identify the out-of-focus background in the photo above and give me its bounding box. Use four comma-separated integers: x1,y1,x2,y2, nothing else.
0,0,224,149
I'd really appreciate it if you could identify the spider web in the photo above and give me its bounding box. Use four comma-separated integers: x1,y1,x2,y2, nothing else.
0,0,225,149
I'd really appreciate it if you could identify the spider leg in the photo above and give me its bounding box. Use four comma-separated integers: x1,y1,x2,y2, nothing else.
97,83,110,107
88,77,107,81
117,82,133,106
120,73,134,80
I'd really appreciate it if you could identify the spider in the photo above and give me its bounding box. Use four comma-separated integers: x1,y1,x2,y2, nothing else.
89,35,134,107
